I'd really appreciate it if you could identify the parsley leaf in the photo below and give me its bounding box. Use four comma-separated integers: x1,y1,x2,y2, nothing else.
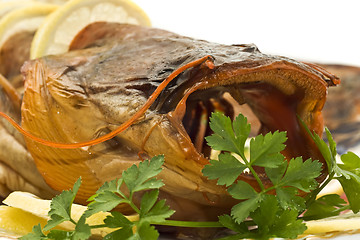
90,155,174,238
202,152,246,186
44,178,81,231
103,212,134,239
303,194,348,220
85,188,124,216
67,215,89,240
251,195,307,239
227,181,264,223
337,151,360,213
135,222,160,240
303,123,360,214
302,126,336,172
337,151,360,182
103,228,133,240
218,195,307,240
228,181,259,200
275,187,306,211
338,177,360,213
20,224,47,240
122,155,165,193
218,214,248,234
249,131,287,168
47,230,72,240
266,157,321,211
272,157,321,191
206,112,250,158
231,194,263,223
340,151,360,170
334,150,360,213
104,211,134,228
218,215,252,240
139,189,175,223
93,179,119,196
265,208,306,239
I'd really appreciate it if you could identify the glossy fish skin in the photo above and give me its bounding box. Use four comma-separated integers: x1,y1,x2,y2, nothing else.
0,73,55,199
20,23,338,220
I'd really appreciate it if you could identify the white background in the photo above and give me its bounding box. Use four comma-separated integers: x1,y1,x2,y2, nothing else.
133,0,359,67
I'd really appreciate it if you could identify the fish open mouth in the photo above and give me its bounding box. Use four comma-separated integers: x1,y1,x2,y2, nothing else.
183,91,246,158
166,83,325,188
164,74,324,162
159,59,339,186
180,83,298,159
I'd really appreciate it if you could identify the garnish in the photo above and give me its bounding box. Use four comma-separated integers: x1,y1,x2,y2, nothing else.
202,112,322,239
21,113,360,240
302,126,360,218
21,156,175,240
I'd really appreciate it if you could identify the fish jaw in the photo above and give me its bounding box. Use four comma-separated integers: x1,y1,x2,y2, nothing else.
19,53,230,212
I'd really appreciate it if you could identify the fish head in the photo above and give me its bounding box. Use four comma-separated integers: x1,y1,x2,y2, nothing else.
20,23,339,219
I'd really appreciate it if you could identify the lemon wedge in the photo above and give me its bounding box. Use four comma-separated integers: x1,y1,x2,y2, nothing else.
2,191,139,237
30,0,151,59
0,2,59,47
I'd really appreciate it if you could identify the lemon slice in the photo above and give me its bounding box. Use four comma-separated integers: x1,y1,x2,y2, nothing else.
3,191,139,236
317,179,344,198
0,206,47,237
30,0,151,59
0,1,38,19
303,212,360,238
36,0,68,4
0,2,59,47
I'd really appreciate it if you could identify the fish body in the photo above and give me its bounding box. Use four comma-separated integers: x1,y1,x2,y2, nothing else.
18,23,338,219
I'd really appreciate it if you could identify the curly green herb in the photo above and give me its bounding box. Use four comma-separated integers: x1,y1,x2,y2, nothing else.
21,113,360,240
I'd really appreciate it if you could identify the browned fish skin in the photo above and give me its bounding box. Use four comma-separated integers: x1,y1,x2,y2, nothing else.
20,23,338,220
0,31,56,200
0,31,34,88
0,72,56,199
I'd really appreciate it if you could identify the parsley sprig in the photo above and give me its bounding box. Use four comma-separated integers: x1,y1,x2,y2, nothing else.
202,112,322,239
302,126,360,220
21,155,175,240
21,112,360,240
